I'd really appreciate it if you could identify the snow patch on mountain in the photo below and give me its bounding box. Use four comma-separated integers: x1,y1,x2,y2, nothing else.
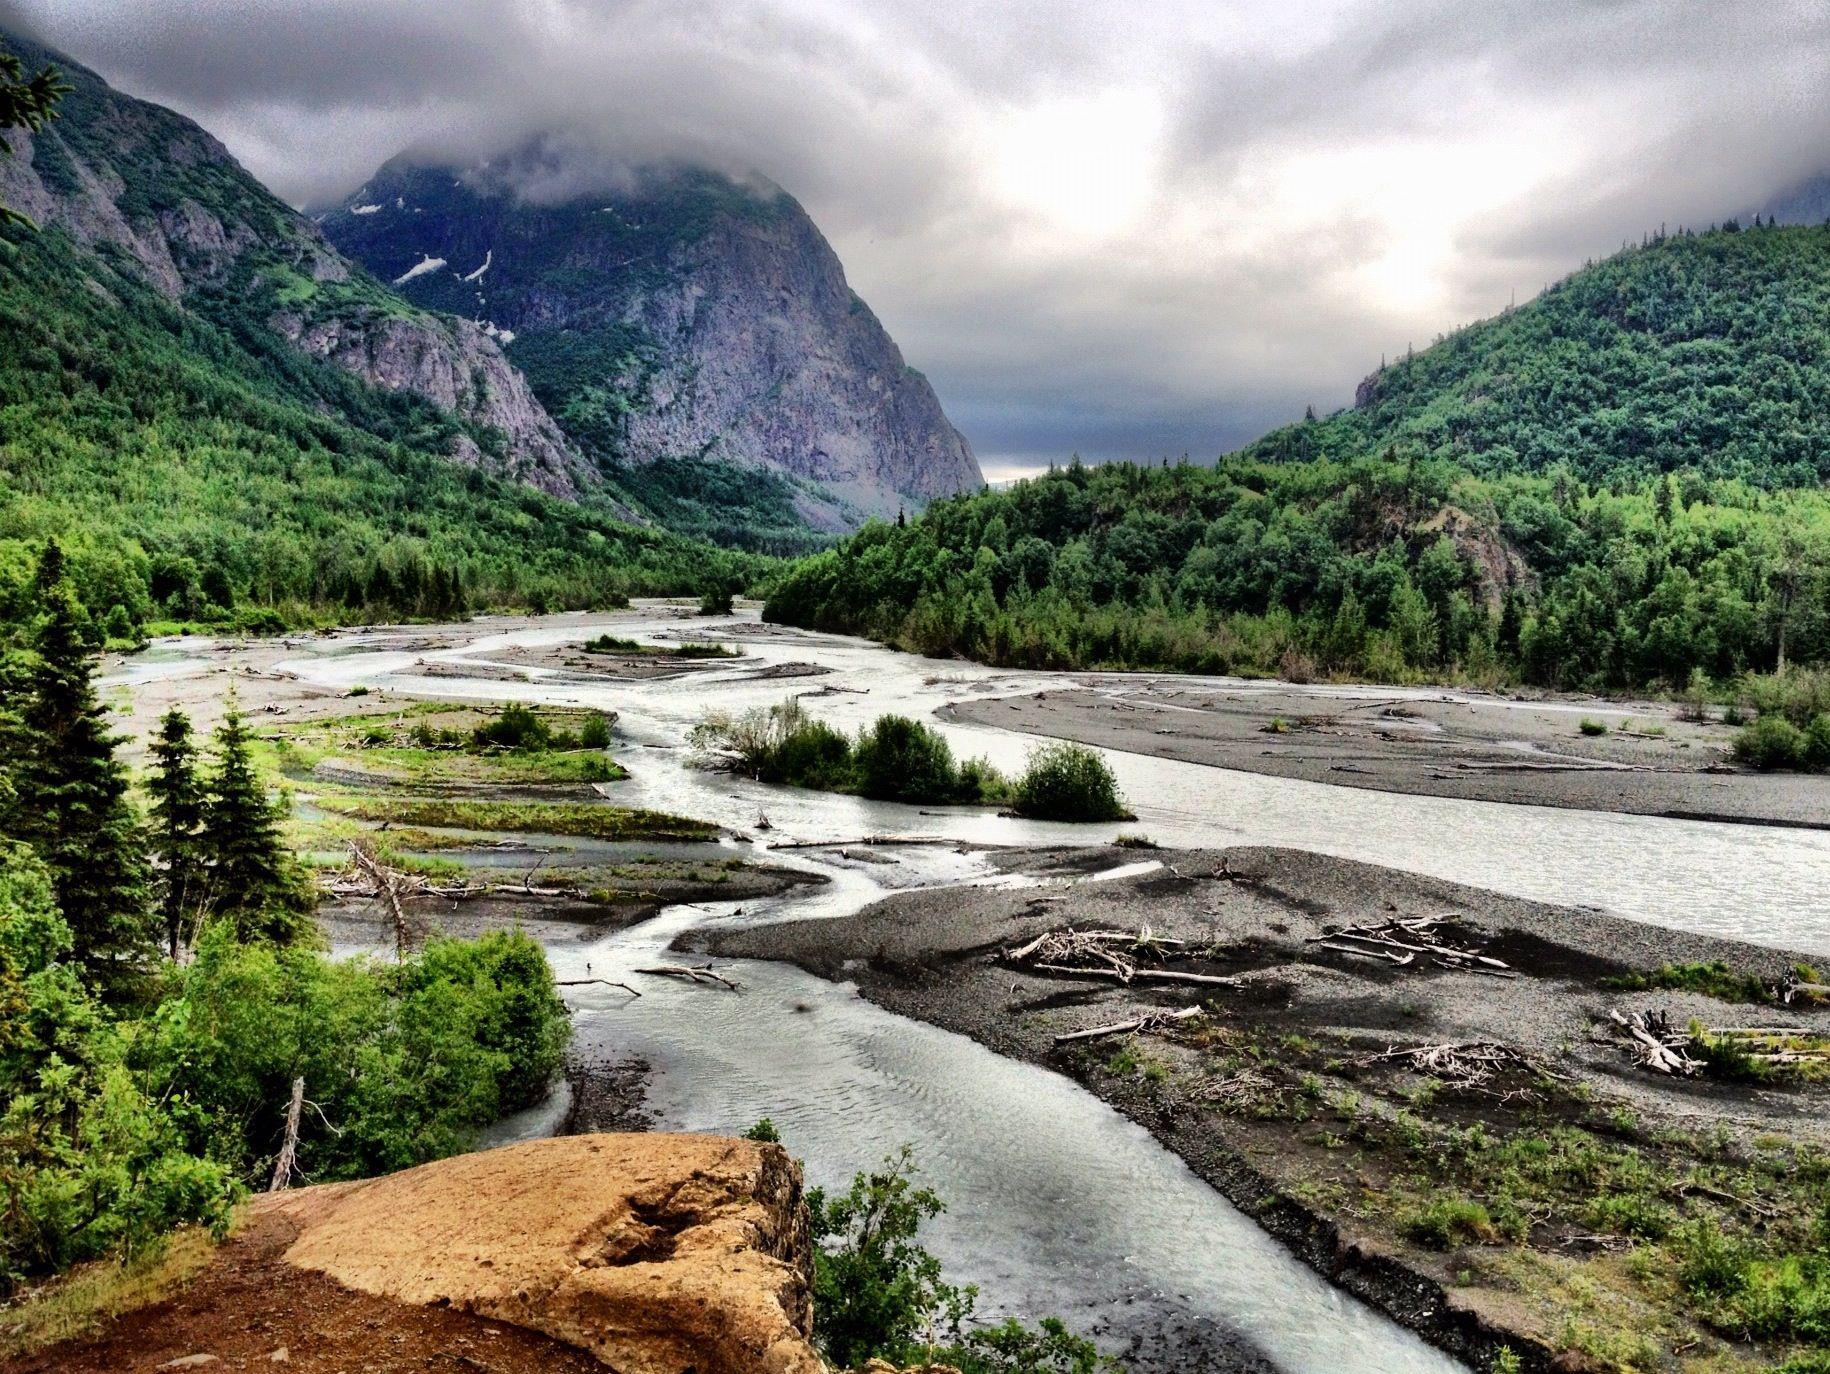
461,250,493,283
349,203,382,216
392,254,447,286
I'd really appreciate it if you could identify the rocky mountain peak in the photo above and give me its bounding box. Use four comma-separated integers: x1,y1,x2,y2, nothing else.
322,145,981,525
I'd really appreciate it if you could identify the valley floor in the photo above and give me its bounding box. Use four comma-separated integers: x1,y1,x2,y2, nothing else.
945,682,1830,828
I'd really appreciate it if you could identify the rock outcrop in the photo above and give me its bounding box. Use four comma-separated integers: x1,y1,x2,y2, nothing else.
259,1134,822,1374
322,150,981,523
0,29,590,497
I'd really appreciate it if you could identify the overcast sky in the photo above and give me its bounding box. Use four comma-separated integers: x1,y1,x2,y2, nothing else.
7,0,1829,477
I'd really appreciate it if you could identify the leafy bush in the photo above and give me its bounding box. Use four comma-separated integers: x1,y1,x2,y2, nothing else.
808,1146,1120,1373
0,846,238,1289
470,703,551,752
1600,960,1774,1005
139,926,569,1183
1011,743,1134,822
579,713,612,750
1578,718,1608,736
700,587,736,616
1735,715,1812,770
691,700,1007,805
852,716,971,804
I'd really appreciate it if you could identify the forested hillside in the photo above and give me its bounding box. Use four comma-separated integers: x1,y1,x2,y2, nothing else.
1250,224,1830,486
0,31,764,637
768,224,1830,695
766,456,1830,693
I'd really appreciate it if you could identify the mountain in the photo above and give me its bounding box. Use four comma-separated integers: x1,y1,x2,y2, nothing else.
0,29,760,628
1244,222,1830,487
0,31,596,499
765,226,1830,692
318,145,982,528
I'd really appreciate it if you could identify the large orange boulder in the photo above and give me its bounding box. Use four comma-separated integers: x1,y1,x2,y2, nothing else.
256,1134,821,1374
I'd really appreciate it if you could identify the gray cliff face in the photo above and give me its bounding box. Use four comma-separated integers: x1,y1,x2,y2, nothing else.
0,33,586,497
322,154,981,520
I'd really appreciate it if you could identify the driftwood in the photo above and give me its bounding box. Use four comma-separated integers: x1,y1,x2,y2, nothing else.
1055,1006,1204,1044
556,978,642,997
1000,926,1226,991
1032,963,1245,988
268,1076,305,1192
1369,1041,1566,1098
1309,915,1517,978
1782,972,1830,1005
767,835,958,851
634,963,741,991
1608,1009,1702,1076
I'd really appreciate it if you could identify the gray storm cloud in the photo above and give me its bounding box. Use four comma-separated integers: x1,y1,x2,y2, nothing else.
5,0,1827,469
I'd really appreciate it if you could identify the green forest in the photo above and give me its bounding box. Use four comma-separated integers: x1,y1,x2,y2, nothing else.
765,454,1830,695
0,216,768,641
1249,221,1830,486
0,548,572,1292
768,224,1830,698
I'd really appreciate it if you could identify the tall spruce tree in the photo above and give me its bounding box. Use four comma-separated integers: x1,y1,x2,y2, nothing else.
147,708,207,959
7,556,153,992
204,704,306,942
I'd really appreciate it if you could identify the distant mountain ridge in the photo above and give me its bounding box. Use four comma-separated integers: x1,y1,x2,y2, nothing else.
320,145,982,527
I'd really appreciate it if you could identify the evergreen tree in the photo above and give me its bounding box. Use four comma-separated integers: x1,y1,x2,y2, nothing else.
203,704,306,942
6,558,153,992
0,42,70,229
147,708,207,959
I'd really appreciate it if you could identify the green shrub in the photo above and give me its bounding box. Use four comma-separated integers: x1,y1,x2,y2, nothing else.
1400,1197,1499,1248
1584,1191,1676,1240
470,703,551,752
852,716,964,803
699,586,735,616
1600,960,1774,1005
1011,743,1134,822
808,1146,1120,1372
1578,718,1608,736
774,718,856,791
1807,714,1830,770
579,713,612,750
1736,715,1811,770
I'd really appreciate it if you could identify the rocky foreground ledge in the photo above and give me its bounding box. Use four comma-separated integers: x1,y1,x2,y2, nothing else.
9,1135,824,1374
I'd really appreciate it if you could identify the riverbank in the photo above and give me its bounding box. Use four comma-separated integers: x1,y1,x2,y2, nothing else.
705,845,1830,1372
944,682,1830,827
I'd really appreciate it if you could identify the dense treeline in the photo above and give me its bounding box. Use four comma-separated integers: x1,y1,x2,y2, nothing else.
0,216,769,640
766,456,1830,694
0,548,570,1291
1249,223,1830,487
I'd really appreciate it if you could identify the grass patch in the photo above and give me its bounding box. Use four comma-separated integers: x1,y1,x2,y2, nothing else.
582,633,738,658
1600,960,1777,1005
317,797,718,841
0,1226,221,1361
264,703,628,787
1578,718,1609,736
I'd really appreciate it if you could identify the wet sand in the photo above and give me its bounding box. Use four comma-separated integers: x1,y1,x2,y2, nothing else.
945,683,1830,827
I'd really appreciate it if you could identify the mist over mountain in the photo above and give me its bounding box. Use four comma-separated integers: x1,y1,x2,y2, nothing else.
320,143,981,530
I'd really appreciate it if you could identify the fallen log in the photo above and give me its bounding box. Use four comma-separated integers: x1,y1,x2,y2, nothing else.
1055,1006,1204,1044
1318,942,1414,966
1031,962,1245,988
556,978,642,997
634,963,741,991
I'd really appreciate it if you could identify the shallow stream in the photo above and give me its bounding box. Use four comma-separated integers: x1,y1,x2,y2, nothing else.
122,607,1830,1372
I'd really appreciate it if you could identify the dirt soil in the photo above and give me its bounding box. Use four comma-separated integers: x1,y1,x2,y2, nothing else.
2,1206,612,1374
945,682,1830,827
705,845,1830,1371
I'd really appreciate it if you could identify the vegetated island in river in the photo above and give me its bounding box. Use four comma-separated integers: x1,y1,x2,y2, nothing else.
703,844,1830,1374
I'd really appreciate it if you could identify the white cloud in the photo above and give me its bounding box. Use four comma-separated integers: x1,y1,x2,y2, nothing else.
7,0,1828,459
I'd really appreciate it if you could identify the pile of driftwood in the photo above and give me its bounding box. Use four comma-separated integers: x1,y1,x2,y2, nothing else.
1001,925,1242,990
1368,1040,1563,1099
1308,915,1515,978
1607,1009,1703,1075
1606,1009,1830,1078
